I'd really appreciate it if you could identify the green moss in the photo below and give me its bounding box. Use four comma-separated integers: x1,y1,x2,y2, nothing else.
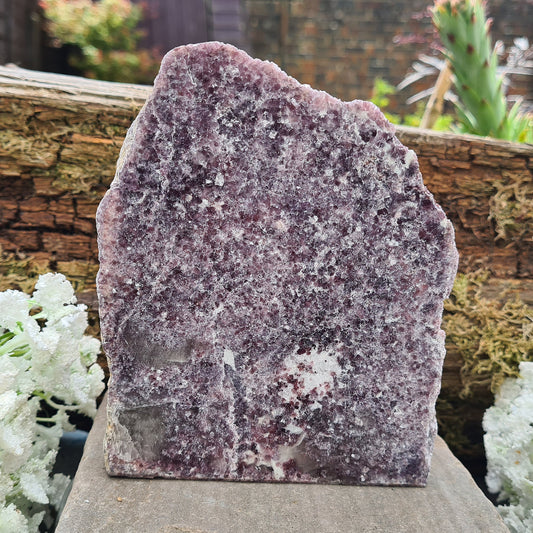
438,271,532,457
489,178,533,241
51,163,94,193
100,122,129,138
0,251,50,294
443,271,533,398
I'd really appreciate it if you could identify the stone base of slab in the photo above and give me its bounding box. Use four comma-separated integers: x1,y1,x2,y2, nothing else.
56,397,509,533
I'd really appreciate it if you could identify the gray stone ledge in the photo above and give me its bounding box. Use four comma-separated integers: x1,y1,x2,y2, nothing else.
56,397,509,533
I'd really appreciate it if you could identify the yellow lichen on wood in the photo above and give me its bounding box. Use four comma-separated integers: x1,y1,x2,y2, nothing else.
489,174,533,241
0,251,51,294
443,271,533,398
0,248,98,294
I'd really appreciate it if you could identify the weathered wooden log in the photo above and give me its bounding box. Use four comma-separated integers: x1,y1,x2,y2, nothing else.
1,66,531,278
1,65,531,458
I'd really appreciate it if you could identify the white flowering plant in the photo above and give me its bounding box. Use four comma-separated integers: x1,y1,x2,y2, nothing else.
0,273,104,533
483,361,533,533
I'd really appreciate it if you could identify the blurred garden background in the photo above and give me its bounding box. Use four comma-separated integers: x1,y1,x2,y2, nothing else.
2,0,532,115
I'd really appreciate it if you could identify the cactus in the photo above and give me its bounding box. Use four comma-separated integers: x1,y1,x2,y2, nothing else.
432,0,532,142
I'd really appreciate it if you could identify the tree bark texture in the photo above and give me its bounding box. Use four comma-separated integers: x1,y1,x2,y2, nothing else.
1,66,532,457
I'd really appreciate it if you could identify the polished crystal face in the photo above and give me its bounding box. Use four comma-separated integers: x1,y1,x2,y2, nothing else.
96,42,458,486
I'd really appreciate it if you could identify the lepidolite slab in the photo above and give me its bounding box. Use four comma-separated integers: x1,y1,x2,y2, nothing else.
97,42,458,486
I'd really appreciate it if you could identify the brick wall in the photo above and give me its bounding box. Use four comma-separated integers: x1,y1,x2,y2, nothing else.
244,0,533,112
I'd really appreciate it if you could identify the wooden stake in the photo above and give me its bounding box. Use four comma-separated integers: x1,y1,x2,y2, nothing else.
420,60,453,130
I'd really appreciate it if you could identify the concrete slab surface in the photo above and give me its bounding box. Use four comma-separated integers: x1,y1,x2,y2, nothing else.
56,397,509,533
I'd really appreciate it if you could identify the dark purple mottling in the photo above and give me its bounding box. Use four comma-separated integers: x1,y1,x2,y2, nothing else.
96,42,458,486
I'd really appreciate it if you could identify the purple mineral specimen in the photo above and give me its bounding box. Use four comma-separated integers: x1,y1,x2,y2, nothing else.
97,42,458,486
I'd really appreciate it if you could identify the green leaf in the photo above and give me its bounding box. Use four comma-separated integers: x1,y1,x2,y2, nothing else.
0,331,15,346
9,345,30,358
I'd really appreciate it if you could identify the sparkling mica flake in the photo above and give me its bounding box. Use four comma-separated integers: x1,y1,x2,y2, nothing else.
96,42,458,486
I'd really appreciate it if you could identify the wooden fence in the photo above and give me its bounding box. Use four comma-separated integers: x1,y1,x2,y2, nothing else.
134,0,247,52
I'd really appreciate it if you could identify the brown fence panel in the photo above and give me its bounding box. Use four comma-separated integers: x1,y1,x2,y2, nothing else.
135,0,209,55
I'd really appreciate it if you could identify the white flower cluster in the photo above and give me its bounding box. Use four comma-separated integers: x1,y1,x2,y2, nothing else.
0,273,104,533
483,362,533,533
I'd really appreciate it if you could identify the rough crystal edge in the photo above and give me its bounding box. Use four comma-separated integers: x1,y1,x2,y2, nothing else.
98,42,458,487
